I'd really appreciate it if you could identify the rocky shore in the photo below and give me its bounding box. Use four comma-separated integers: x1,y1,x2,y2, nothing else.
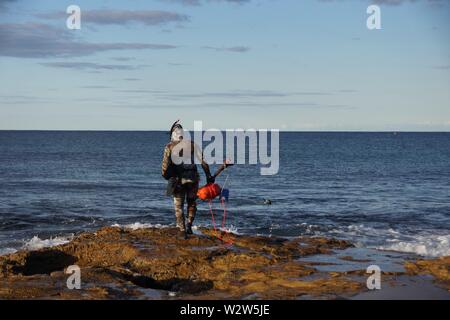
0,226,448,299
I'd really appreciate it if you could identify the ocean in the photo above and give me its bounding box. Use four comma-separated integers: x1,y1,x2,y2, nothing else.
0,131,449,257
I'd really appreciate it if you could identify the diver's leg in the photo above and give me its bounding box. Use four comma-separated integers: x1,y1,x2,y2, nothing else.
186,200,196,235
173,189,186,232
186,183,198,235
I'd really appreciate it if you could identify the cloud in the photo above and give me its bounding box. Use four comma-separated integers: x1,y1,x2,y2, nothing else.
156,90,332,100
318,0,448,6
111,57,135,62
0,0,16,8
41,62,137,71
372,0,446,5
194,102,353,109
202,46,250,53
109,89,347,110
372,0,413,4
0,94,52,105
115,89,167,94
0,23,177,58
80,85,114,89
111,101,355,110
162,0,447,6
432,65,450,70
168,62,190,66
165,90,288,99
37,9,189,26
110,89,337,100
158,0,251,6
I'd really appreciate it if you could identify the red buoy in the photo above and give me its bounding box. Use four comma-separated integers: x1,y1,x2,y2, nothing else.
197,183,221,201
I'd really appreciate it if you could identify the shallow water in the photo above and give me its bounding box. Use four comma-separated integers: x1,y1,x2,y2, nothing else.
351,275,450,300
298,247,412,273
0,131,449,257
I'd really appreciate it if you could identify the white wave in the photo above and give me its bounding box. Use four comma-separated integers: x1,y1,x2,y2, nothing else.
112,222,170,230
192,222,240,235
0,248,17,256
219,224,240,235
191,225,202,235
295,222,326,235
111,221,241,237
376,234,450,257
329,224,402,238
22,235,72,251
324,224,450,257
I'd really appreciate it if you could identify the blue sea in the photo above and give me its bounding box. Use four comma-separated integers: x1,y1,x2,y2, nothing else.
0,131,449,257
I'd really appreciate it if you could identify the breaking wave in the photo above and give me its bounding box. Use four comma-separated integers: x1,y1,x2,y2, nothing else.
112,222,170,230
323,224,450,257
111,222,242,235
22,235,72,251
1,222,447,258
375,234,450,257
0,248,17,256
111,221,449,257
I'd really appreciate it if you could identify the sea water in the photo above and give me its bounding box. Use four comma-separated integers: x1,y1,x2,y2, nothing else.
0,131,449,257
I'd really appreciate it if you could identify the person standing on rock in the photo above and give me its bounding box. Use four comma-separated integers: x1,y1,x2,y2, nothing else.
161,120,214,238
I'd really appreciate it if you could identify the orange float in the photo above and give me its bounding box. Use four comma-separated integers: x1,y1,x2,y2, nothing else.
197,183,221,201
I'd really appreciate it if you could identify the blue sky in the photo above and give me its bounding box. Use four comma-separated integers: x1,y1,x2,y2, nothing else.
0,0,449,131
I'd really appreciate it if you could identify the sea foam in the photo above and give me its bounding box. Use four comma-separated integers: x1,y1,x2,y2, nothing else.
0,248,17,256
326,224,450,257
376,234,450,257
112,222,170,230
23,235,72,251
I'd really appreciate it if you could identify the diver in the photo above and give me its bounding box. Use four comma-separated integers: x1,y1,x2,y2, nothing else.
161,120,214,238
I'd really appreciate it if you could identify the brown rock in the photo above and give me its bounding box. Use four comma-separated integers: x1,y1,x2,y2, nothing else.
404,256,450,290
0,226,368,300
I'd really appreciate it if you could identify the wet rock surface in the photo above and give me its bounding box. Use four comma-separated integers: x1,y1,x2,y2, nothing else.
404,256,450,290
0,226,448,299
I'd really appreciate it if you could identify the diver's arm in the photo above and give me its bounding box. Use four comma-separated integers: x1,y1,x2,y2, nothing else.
161,145,172,180
193,141,214,183
212,160,233,178
201,160,214,183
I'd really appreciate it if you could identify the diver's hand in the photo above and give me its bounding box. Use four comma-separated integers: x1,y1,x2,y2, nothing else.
224,159,233,168
207,175,215,184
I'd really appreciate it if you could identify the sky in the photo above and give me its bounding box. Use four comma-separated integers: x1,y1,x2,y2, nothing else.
0,0,449,131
